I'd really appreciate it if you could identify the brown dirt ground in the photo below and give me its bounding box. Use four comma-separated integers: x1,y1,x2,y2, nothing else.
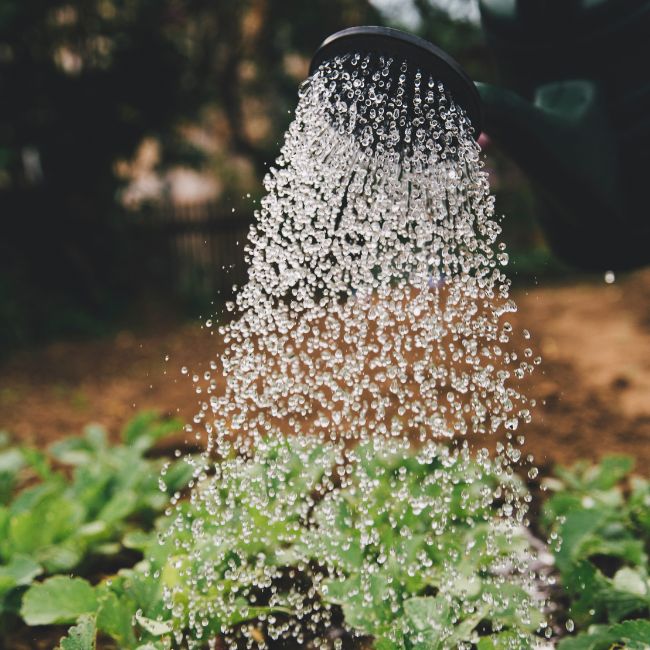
1,269,649,473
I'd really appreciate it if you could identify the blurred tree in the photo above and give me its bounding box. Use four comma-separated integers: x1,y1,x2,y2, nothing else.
0,0,381,348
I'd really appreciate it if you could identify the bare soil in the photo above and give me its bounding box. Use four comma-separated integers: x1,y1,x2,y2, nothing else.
1,269,649,473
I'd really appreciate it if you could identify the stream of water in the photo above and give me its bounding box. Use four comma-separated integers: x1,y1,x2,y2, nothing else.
164,51,548,648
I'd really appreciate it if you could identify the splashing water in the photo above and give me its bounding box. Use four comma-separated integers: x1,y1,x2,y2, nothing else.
163,52,547,648
202,54,534,452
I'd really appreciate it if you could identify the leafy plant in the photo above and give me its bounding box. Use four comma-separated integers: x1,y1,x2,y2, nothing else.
302,441,543,648
542,455,650,649
13,434,547,649
21,568,172,650
0,412,192,632
159,435,338,645
557,620,650,650
8,424,650,650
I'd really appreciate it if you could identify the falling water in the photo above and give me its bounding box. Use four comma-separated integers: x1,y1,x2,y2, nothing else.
163,51,547,648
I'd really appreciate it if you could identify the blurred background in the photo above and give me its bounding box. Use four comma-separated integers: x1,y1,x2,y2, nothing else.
0,0,545,348
0,0,648,469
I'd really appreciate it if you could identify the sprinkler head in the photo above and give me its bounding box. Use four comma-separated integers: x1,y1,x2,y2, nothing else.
310,26,483,137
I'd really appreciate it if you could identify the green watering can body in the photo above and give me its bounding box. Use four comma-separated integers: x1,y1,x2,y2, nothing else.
478,0,650,271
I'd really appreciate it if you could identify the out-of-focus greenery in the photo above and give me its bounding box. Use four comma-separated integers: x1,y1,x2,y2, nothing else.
2,413,649,647
0,0,384,349
0,1,550,350
4,425,543,648
541,456,650,649
0,412,193,637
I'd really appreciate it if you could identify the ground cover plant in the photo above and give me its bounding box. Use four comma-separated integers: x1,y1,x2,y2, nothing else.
0,414,649,648
541,457,650,649
160,436,543,648
0,413,193,643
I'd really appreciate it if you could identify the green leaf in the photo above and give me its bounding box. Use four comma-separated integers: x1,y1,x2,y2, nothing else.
36,543,84,573
9,480,61,515
555,509,608,572
0,447,25,474
562,558,650,625
558,631,614,650
96,490,138,525
608,619,650,647
558,621,650,650
321,574,393,635
481,583,544,632
135,611,173,636
478,631,532,650
56,614,96,650
374,637,401,650
404,596,450,632
121,411,158,446
96,591,137,647
160,460,194,494
554,456,634,493
8,492,85,559
77,520,108,543
121,412,180,452
119,566,165,618
601,588,649,625
612,567,648,598
581,535,646,568
0,471,15,506
0,555,42,598
590,456,635,490
50,438,95,466
21,447,53,480
122,530,154,551
21,576,98,625
84,425,108,452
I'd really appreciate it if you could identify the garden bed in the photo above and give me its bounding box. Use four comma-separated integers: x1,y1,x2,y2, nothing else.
1,414,649,649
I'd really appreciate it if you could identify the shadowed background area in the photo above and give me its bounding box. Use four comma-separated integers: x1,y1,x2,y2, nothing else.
0,0,648,468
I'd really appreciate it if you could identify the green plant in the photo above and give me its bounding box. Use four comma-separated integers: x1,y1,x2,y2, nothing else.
0,412,192,635
20,567,173,649
10,424,650,650
301,441,543,648
541,455,650,649
12,434,547,649
68,441,544,647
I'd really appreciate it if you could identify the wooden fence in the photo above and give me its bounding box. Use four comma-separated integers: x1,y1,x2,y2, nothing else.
131,201,253,301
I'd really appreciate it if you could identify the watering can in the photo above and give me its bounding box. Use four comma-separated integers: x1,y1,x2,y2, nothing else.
310,0,650,271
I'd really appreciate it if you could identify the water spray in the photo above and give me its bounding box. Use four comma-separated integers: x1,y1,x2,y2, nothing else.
168,21,548,648
312,3,650,271
310,26,483,138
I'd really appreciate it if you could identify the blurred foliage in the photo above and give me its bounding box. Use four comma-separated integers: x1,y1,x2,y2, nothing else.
0,411,192,636
4,417,649,647
3,424,542,648
541,456,650,649
0,0,382,350
0,0,547,350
